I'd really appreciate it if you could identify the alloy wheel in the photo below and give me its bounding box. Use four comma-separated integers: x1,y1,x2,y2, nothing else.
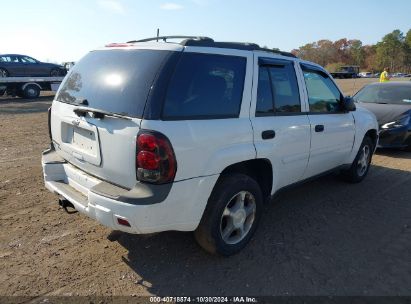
357,145,371,177
220,191,256,245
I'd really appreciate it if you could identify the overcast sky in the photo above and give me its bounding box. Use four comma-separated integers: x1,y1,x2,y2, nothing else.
1,0,410,63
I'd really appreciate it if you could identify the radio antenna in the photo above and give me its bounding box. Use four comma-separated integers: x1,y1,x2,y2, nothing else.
352,75,357,96
351,66,359,96
156,28,160,42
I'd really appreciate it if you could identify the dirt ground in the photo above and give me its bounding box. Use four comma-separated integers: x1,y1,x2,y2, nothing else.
1,79,411,297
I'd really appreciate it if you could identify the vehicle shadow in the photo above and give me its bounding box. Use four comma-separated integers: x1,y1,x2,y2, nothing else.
111,164,411,296
376,148,411,159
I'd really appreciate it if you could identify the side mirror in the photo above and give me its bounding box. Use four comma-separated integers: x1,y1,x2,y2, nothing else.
343,96,356,112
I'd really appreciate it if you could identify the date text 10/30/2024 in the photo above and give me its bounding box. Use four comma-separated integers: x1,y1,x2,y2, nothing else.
149,297,258,303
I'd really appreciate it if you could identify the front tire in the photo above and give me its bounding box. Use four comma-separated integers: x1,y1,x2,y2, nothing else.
50,68,60,77
194,174,263,256
341,136,374,183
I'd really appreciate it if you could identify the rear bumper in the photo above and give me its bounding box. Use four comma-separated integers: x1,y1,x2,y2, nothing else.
42,150,218,234
378,126,411,148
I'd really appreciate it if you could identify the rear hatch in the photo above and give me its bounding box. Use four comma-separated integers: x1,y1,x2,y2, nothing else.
50,48,174,189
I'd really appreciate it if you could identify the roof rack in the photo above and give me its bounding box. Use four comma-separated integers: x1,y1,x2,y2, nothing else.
127,36,296,58
183,39,296,58
127,36,212,43
257,47,297,58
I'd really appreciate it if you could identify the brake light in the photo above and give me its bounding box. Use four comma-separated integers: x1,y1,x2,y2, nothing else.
136,131,177,184
105,43,133,48
137,151,160,170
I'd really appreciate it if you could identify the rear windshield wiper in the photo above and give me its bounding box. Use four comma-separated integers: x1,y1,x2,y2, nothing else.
59,98,89,106
73,107,131,120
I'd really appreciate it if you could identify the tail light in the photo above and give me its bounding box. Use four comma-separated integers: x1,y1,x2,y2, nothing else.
105,43,133,48
136,131,177,184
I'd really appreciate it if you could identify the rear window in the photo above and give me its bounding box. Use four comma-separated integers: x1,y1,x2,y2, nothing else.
56,49,171,117
162,52,246,120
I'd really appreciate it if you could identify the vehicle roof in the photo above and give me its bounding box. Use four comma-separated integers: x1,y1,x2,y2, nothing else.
101,36,297,59
0,54,31,57
96,42,184,52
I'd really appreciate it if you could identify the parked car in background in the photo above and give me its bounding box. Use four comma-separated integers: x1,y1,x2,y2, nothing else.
330,65,359,79
392,73,406,78
0,54,66,77
359,72,372,78
354,82,411,149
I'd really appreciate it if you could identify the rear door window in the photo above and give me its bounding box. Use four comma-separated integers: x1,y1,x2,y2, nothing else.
56,49,172,118
20,56,37,63
162,52,246,120
256,59,301,116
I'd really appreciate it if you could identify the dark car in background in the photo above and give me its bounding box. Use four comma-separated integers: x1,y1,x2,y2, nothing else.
354,82,411,149
0,54,66,77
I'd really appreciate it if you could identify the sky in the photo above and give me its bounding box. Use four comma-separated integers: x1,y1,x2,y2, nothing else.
1,0,410,63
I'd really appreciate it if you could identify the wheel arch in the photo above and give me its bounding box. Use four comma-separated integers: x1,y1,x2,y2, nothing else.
365,129,378,150
348,108,379,163
22,82,42,91
218,158,273,203
50,67,62,76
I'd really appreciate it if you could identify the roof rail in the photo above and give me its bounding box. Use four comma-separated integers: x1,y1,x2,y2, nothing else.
126,36,297,58
182,39,296,58
127,36,213,43
257,47,297,58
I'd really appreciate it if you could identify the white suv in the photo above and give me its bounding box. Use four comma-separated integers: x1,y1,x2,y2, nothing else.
42,36,378,255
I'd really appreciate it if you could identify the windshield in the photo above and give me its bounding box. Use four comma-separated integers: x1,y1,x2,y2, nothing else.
56,49,172,117
354,84,411,105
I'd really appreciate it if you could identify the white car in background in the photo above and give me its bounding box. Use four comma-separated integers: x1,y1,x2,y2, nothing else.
359,72,373,78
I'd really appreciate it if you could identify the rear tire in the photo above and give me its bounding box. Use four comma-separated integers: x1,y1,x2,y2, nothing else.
0,68,8,78
23,84,40,99
194,173,263,256
341,136,374,183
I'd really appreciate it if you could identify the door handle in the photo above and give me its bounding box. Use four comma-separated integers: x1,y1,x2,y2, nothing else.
262,130,276,140
315,125,325,132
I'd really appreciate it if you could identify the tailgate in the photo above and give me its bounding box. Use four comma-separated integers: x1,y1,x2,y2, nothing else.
51,102,141,189
49,48,174,189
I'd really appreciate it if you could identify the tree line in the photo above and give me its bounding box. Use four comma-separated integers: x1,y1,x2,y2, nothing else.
291,29,411,73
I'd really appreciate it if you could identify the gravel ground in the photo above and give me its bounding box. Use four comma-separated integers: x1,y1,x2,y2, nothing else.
0,81,410,297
